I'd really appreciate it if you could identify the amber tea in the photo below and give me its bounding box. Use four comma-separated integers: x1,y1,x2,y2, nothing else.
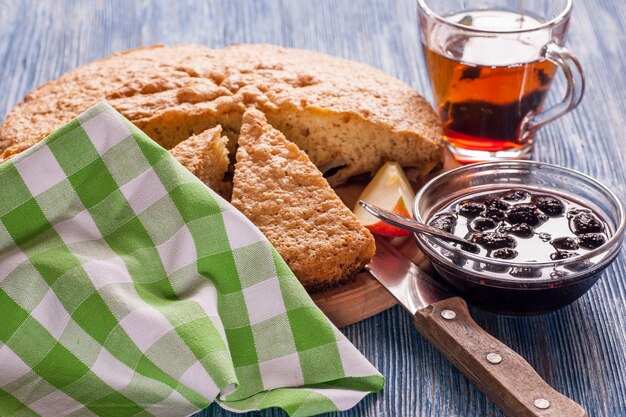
419,0,584,162
423,10,559,159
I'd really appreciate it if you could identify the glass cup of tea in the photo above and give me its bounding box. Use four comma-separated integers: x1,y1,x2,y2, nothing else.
417,0,585,163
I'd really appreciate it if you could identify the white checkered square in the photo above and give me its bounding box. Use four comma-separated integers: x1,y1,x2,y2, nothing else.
82,256,133,289
146,391,198,417
222,209,266,249
54,210,102,245
0,246,27,283
120,167,168,215
337,340,379,377
243,277,286,325
80,109,130,156
308,388,371,411
14,145,66,196
179,361,220,401
0,345,30,387
29,390,84,417
187,283,220,322
119,307,174,352
156,225,196,276
90,349,134,391
31,290,71,339
259,353,304,390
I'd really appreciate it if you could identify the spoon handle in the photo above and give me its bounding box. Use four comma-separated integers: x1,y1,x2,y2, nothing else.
358,201,477,249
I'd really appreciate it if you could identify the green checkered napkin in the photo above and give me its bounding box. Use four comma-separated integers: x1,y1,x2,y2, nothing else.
0,102,384,417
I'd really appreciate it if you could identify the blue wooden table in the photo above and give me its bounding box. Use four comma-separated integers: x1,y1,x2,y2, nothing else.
1,1,625,416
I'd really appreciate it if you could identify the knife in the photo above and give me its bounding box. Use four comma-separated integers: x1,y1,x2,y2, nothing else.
366,235,588,417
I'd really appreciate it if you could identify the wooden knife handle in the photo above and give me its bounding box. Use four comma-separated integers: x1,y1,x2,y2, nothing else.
413,296,588,417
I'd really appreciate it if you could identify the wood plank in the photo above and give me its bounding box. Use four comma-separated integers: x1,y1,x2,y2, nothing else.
0,1,624,417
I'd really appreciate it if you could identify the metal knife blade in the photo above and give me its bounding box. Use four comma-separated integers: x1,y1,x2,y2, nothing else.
365,235,451,314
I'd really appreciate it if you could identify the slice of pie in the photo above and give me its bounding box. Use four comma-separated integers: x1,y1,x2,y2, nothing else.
231,108,375,291
169,125,231,198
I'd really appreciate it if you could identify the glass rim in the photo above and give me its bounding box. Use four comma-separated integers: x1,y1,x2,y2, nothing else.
416,0,573,35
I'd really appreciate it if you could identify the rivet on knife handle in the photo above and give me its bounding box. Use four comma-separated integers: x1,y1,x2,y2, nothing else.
413,296,588,417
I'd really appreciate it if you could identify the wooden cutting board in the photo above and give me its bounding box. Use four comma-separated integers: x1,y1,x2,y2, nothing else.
312,150,460,328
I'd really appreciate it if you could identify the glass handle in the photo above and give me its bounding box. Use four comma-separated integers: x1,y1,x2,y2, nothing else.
519,43,585,141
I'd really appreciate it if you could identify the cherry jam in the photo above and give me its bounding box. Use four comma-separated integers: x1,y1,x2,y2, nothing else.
428,188,610,263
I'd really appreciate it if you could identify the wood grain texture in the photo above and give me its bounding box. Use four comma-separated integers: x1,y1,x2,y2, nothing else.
0,1,624,416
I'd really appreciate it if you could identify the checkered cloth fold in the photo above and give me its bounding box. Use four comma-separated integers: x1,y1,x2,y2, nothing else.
0,102,384,417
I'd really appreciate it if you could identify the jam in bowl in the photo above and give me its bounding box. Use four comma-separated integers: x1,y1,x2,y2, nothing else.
413,161,625,315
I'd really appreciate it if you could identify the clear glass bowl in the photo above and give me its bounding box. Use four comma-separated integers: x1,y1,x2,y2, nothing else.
413,161,625,315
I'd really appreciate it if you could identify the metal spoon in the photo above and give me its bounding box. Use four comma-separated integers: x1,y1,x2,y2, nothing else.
358,200,479,252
